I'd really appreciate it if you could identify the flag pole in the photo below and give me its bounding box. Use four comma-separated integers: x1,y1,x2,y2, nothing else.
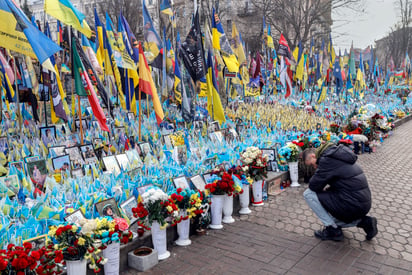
12,57,22,136
77,94,84,145
138,86,142,142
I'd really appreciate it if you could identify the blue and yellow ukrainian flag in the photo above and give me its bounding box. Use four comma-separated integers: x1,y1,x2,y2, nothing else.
206,50,225,124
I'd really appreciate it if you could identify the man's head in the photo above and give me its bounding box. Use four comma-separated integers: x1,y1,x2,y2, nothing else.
303,148,317,168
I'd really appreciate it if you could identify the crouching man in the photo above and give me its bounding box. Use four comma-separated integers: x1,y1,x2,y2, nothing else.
302,143,378,241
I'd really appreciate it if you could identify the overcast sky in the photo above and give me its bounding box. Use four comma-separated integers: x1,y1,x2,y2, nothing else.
332,0,399,51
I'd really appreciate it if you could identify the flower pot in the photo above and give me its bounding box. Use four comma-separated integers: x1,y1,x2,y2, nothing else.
66,259,87,275
176,210,191,246
252,180,264,206
151,221,170,260
102,242,120,275
128,247,158,272
288,162,300,187
222,195,235,223
239,184,251,214
209,195,224,229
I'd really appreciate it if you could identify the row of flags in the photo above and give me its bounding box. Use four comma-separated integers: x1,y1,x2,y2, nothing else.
0,0,411,130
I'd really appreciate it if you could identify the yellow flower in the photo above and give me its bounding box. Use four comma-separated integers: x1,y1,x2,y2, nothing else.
71,225,78,232
160,223,168,230
166,206,173,212
48,226,57,237
78,237,86,246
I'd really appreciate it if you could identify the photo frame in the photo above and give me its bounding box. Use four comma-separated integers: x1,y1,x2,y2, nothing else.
208,121,220,133
40,126,56,141
95,198,121,219
139,142,152,157
80,144,98,165
127,168,142,179
261,149,276,172
163,134,174,149
190,174,206,192
66,133,81,147
1,174,20,195
93,138,104,149
292,125,298,132
202,173,213,184
102,156,121,176
64,209,86,226
65,146,84,166
26,159,48,191
137,184,152,196
172,176,190,190
3,111,10,120
71,168,84,178
173,145,188,166
0,136,9,156
127,112,135,121
120,196,138,224
9,161,25,174
23,234,48,250
75,119,88,131
52,154,71,172
125,149,142,168
48,146,66,157
115,153,130,170
316,123,322,131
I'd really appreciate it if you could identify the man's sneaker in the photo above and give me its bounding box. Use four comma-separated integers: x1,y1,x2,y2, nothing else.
314,226,344,241
357,216,378,241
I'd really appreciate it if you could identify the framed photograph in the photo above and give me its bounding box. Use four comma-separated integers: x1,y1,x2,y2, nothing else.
40,126,56,145
193,121,203,130
125,149,142,168
208,121,220,133
9,161,25,174
120,196,138,224
202,173,213,184
0,136,9,156
64,209,86,226
127,112,135,121
172,176,190,190
80,144,98,164
137,184,152,196
102,156,121,176
292,125,297,132
95,198,121,219
139,142,152,157
65,146,84,165
127,168,142,179
226,128,238,142
1,174,20,195
316,123,322,131
114,127,126,138
71,168,84,177
52,154,71,172
48,146,66,157
66,133,81,147
115,153,130,170
3,111,10,120
26,159,48,191
163,134,174,149
93,138,103,149
209,130,225,144
23,234,48,250
75,119,88,131
174,145,187,166
261,149,276,171
190,174,206,192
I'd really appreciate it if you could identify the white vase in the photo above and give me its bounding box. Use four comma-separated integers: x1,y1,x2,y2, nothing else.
252,180,264,206
288,161,300,187
102,242,120,275
209,194,224,229
66,259,87,275
239,184,251,214
222,195,235,223
175,210,191,246
151,221,170,260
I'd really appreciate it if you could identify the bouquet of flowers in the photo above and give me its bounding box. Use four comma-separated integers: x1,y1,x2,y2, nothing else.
0,243,64,275
241,147,268,181
169,188,205,219
278,143,301,163
48,224,107,273
132,187,180,230
329,123,340,134
205,167,237,195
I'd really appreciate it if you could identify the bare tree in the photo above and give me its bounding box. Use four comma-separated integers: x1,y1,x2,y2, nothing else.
98,0,143,39
251,0,364,49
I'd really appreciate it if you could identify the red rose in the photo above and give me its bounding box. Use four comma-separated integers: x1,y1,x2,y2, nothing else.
55,227,63,237
23,242,32,251
0,259,8,271
176,188,183,193
298,142,304,147
17,271,25,275
177,195,184,202
7,244,15,250
31,250,41,261
55,250,63,263
171,193,177,200
67,246,78,256
36,266,44,274
12,257,29,270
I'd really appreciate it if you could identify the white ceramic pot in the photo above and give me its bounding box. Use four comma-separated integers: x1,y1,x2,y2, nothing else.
176,210,191,246
209,195,224,229
102,242,120,275
222,195,235,223
151,221,170,260
66,259,87,275
252,180,264,206
288,161,300,187
239,184,251,214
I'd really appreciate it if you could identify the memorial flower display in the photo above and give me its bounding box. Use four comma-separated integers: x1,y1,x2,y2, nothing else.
241,147,268,181
169,188,205,219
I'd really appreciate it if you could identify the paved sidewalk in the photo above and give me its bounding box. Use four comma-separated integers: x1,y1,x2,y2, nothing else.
123,121,412,274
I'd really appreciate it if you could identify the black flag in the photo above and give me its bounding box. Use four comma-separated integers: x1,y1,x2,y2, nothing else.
179,9,205,82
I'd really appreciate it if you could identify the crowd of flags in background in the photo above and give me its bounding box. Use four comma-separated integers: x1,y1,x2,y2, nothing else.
0,0,411,131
